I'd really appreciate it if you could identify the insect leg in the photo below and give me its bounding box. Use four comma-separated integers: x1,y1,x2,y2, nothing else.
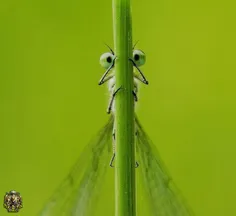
132,90,138,102
135,131,139,168
100,75,114,85
129,58,149,85
110,128,139,168
107,86,122,114
109,130,116,167
109,153,116,167
98,57,116,85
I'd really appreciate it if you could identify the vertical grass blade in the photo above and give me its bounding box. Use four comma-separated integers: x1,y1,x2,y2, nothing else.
112,0,136,216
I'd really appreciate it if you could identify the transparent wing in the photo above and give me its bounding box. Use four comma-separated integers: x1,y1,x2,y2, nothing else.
135,116,194,216
39,116,114,216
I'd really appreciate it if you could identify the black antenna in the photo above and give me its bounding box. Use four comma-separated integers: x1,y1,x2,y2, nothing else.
133,40,139,49
104,43,115,55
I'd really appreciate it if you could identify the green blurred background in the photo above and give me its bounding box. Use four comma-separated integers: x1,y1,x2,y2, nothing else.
0,0,236,215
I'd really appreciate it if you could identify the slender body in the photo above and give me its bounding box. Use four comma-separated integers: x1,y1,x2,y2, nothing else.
99,46,147,167
107,75,139,167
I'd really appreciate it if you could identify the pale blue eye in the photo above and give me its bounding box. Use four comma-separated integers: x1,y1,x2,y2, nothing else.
133,49,146,67
99,52,115,69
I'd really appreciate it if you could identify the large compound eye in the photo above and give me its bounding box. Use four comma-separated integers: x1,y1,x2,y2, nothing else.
99,52,115,69
133,49,146,67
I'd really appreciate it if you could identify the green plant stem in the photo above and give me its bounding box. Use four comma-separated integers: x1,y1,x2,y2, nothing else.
112,0,136,216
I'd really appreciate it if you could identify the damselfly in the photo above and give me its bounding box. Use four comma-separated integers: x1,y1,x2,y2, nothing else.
39,46,194,216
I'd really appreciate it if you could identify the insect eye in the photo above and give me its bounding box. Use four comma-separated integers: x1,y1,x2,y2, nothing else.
133,49,146,67
99,52,115,69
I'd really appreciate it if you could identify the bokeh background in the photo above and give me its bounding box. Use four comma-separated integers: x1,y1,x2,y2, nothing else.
0,0,236,215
